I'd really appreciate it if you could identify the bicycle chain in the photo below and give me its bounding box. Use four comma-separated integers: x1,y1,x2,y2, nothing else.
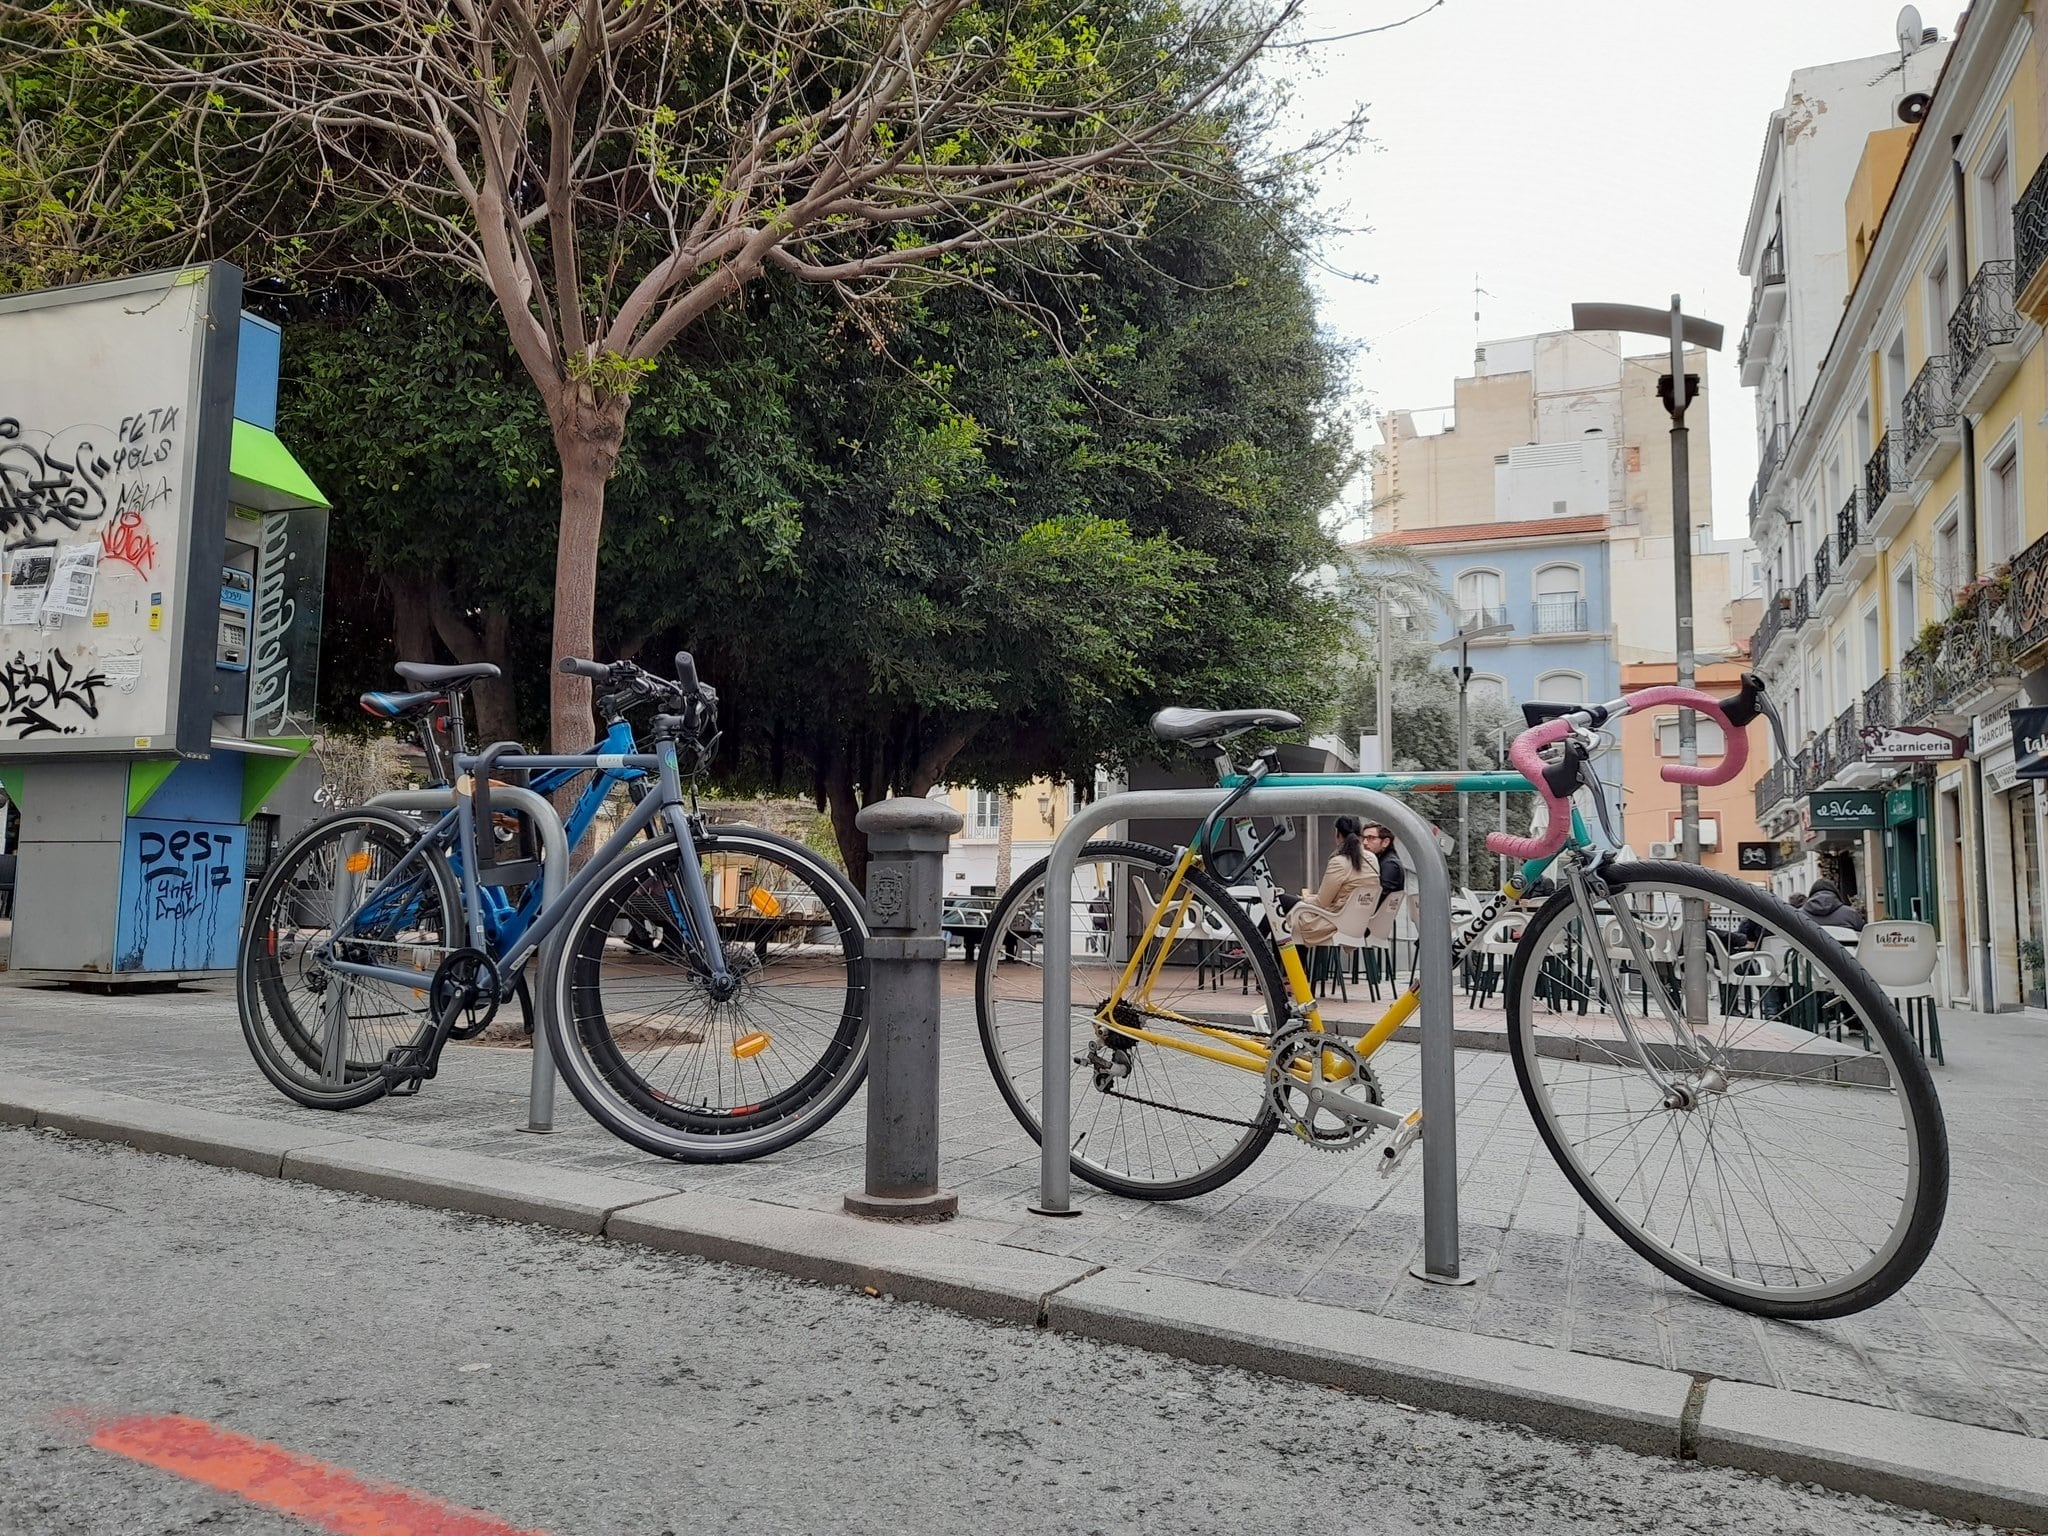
1079,1008,1278,1131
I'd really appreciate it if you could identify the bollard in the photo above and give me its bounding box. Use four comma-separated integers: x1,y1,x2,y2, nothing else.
844,796,963,1220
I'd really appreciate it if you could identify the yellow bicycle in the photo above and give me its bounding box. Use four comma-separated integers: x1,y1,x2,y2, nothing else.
975,679,1949,1320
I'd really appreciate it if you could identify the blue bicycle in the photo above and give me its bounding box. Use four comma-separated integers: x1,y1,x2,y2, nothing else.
237,656,872,1161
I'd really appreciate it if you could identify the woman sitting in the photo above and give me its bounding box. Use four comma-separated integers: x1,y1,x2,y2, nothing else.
1284,816,1381,946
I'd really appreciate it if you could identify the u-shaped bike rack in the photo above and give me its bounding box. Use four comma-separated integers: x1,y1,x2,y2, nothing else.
367,786,569,1134
1035,785,1466,1284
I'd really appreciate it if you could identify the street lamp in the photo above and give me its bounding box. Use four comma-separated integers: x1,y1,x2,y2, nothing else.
1438,618,1512,888
1572,297,1725,1023
1037,790,1053,825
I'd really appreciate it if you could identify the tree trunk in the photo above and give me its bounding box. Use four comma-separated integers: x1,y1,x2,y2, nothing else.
390,576,432,670
993,792,1015,890
548,392,630,752
821,755,867,892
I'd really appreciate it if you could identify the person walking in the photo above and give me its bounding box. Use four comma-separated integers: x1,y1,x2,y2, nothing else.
1285,817,1380,946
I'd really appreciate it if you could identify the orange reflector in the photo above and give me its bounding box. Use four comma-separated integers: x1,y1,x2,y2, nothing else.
748,888,782,917
344,850,372,874
732,1031,771,1060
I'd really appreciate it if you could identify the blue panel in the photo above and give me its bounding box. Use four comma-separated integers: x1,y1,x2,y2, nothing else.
115,817,248,972
140,754,243,824
235,313,282,431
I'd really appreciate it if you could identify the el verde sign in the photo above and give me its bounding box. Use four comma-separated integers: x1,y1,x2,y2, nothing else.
1807,791,1883,830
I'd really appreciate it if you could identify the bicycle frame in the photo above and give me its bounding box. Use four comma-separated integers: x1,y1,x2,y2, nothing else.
319,733,733,999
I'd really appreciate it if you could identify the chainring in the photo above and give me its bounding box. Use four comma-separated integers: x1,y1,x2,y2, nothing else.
430,948,503,1040
1264,1026,1382,1153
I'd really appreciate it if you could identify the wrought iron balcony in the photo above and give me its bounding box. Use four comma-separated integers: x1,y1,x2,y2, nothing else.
1738,238,1788,386
1748,422,1788,530
1835,492,1862,562
1531,594,1589,635
1792,577,1810,629
2016,153,2048,319
1949,259,2022,411
1899,593,2020,724
1897,353,1959,487
1862,673,1894,734
1812,531,1833,595
1751,596,1785,665
1864,432,1895,511
1457,604,1511,631
2012,528,2048,662
1754,758,1791,822
1831,705,1862,775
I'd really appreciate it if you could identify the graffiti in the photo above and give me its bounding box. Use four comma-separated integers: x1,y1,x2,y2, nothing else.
0,406,177,540
123,826,236,971
0,647,110,737
247,511,296,736
100,505,159,577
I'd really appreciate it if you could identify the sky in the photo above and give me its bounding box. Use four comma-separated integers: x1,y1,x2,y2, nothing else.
1274,0,1944,540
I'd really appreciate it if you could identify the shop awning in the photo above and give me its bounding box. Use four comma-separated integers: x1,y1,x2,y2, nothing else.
230,420,329,512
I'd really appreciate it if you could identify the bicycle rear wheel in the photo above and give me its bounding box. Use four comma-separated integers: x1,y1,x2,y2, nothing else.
543,826,869,1161
977,841,1283,1200
237,808,460,1109
1507,861,1947,1319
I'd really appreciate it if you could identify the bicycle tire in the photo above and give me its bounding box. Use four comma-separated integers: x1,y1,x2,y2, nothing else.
541,826,870,1162
1506,860,1948,1319
976,840,1284,1200
237,807,461,1110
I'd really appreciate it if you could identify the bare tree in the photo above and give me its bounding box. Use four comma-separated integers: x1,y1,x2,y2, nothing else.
8,0,1331,748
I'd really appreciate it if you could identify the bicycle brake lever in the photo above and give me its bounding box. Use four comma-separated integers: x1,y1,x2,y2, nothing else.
1586,772,1622,848
1754,687,1793,763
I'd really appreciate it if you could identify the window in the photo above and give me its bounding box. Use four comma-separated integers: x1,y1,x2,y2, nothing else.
970,789,1001,837
1833,634,1851,713
1855,401,1872,468
1531,563,1585,633
1928,251,1953,342
1667,813,1722,850
1934,505,1964,606
1885,333,1908,426
1534,669,1586,702
1469,674,1508,707
1455,568,1505,628
1987,436,2021,566
1982,139,2015,264
1862,601,1883,683
1654,716,1729,757
1893,558,1919,665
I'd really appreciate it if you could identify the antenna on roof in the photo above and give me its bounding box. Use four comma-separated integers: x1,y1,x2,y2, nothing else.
1473,273,1492,372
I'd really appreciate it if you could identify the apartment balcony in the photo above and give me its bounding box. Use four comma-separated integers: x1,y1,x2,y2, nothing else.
1751,595,1787,669
1833,699,1887,788
1897,353,1960,491
1456,605,1512,633
2015,153,2048,320
1792,576,1810,631
1811,532,1835,614
1747,421,1790,533
1949,259,2025,416
1754,758,1793,823
1738,238,1788,388
2012,528,2048,667
1530,594,1591,636
1900,595,2021,728
1835,487,1877,585
1861,431,1910,549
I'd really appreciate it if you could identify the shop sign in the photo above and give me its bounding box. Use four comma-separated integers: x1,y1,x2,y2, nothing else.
1737,841,1778,871
1860,724,1966,762
1808,790,1883,830
2012,707,2048,779
1885,785,1921,827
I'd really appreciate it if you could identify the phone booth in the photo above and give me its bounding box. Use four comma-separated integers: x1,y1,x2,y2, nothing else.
0,263,330,982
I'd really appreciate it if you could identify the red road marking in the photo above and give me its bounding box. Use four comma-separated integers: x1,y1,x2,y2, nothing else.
85,1413,544,1536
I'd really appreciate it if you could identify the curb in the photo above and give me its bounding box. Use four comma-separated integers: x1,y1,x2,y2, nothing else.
6,1075,2046,1530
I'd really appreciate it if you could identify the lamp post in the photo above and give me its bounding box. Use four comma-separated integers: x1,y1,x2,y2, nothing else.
1571,297,1724,1023
1439,619,1512,888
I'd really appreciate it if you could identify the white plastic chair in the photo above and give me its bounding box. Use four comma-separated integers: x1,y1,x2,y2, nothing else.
1854,921,1943,1063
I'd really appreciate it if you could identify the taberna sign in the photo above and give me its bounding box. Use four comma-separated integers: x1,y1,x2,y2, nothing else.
2014,707,2048,779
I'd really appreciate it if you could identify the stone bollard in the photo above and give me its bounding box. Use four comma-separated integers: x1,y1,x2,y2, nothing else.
844,796,964,1220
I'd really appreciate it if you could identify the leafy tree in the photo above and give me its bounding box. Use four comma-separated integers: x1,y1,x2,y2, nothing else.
8,0,1342,752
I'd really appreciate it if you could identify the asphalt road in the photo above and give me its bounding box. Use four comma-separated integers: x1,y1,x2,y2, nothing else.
0,1126,2000,1536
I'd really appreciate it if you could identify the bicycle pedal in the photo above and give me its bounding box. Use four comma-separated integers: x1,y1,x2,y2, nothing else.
386,1075,425,1098
1377,1109,1424,1178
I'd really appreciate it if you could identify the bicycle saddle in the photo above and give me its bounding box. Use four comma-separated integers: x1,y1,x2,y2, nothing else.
1150,706,1303,744
394,661,501,688
358,689,445,720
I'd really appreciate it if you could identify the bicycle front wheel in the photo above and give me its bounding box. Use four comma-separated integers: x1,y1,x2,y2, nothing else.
977,841,1284,1200
1507,861,1948,1319
543,827,868,1161
237,808,460,1110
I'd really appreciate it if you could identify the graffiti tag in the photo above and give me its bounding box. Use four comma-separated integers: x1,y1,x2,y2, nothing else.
0,647,110,737
123,827,236,971
0,407,178,540
100,505,159,578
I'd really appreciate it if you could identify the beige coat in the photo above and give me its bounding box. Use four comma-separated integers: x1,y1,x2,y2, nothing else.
1287,849,1380,946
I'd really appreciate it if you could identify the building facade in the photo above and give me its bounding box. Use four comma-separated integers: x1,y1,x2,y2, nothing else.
1742,1,2048,1010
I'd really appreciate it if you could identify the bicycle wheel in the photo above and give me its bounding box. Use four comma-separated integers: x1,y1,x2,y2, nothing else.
238,808,461,1110
977,841,1284,1200
543,826,869,1161
1507,861,1947,1319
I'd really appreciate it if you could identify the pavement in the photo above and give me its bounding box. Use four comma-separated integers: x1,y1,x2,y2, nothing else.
4,977,2048,1528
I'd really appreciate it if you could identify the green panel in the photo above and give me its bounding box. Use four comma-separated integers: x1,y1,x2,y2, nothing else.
1885,784,1921,827
230,420,330,511
126,759,180,816
240,738,312,822
0,764,20,806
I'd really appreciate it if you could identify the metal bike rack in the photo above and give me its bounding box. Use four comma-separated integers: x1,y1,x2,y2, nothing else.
367,786,569,1134
1035,786,1467,1284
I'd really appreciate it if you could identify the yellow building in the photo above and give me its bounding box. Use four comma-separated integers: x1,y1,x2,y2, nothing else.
936,778,1081,894
1742,0,2048,1010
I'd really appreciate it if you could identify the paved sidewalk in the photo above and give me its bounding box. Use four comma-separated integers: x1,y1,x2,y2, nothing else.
4,978,2045,1444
